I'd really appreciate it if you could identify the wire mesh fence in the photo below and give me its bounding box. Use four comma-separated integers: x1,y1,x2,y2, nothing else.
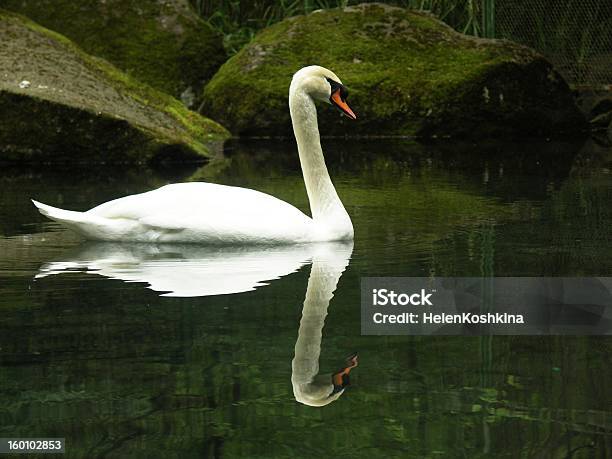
405,0,612,88
494,1,612,88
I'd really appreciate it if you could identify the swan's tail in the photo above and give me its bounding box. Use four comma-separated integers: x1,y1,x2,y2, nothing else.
31,199,121,240
32,200,86,222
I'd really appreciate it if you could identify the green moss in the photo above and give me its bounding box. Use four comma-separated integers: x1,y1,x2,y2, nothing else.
1,0,226,102
0,9,229,163
202,3,584,138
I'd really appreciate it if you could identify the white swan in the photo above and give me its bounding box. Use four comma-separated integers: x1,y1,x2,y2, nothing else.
32,65,356,244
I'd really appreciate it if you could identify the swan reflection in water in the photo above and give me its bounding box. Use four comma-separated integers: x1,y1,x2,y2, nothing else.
36,242,320,297
291,242,358,407
36,241,358,406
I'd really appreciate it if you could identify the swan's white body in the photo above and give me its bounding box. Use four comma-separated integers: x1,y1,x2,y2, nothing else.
34,183,320,244
32,66,354,244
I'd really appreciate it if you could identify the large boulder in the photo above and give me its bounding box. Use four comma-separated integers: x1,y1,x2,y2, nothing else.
1,0,225,106
202,3,586,138
0,10,229,163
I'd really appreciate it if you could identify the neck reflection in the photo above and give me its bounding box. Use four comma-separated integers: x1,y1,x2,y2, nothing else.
291,242,357,407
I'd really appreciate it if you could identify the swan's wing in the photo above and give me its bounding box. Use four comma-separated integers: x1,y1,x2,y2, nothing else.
89,183,306,218
86,182,313,241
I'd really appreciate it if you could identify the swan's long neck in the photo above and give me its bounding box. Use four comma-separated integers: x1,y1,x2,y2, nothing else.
289,86,351,229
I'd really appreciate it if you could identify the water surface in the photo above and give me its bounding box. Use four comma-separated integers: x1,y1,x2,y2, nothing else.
1,139,611,457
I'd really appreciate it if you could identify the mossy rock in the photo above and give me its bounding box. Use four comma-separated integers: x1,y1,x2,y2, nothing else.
1,0,225,106
0,10,229,164
202,3,585,138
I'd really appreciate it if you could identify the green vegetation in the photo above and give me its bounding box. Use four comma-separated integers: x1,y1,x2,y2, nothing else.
201,4,584,138
192,0,488,53
193,0,610,87
0,9,229,163
1,0,227,102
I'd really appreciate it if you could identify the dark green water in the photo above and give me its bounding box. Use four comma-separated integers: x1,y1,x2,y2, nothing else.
1,139,611,458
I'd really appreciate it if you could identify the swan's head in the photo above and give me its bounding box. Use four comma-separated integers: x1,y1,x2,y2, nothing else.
291,65,357,120
292,353,359,407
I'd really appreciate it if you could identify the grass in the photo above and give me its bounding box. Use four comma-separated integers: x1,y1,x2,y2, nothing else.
191,0,485,54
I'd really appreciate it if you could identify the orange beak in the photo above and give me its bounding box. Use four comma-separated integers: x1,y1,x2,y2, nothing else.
331,89,357,120
332,353,359,387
